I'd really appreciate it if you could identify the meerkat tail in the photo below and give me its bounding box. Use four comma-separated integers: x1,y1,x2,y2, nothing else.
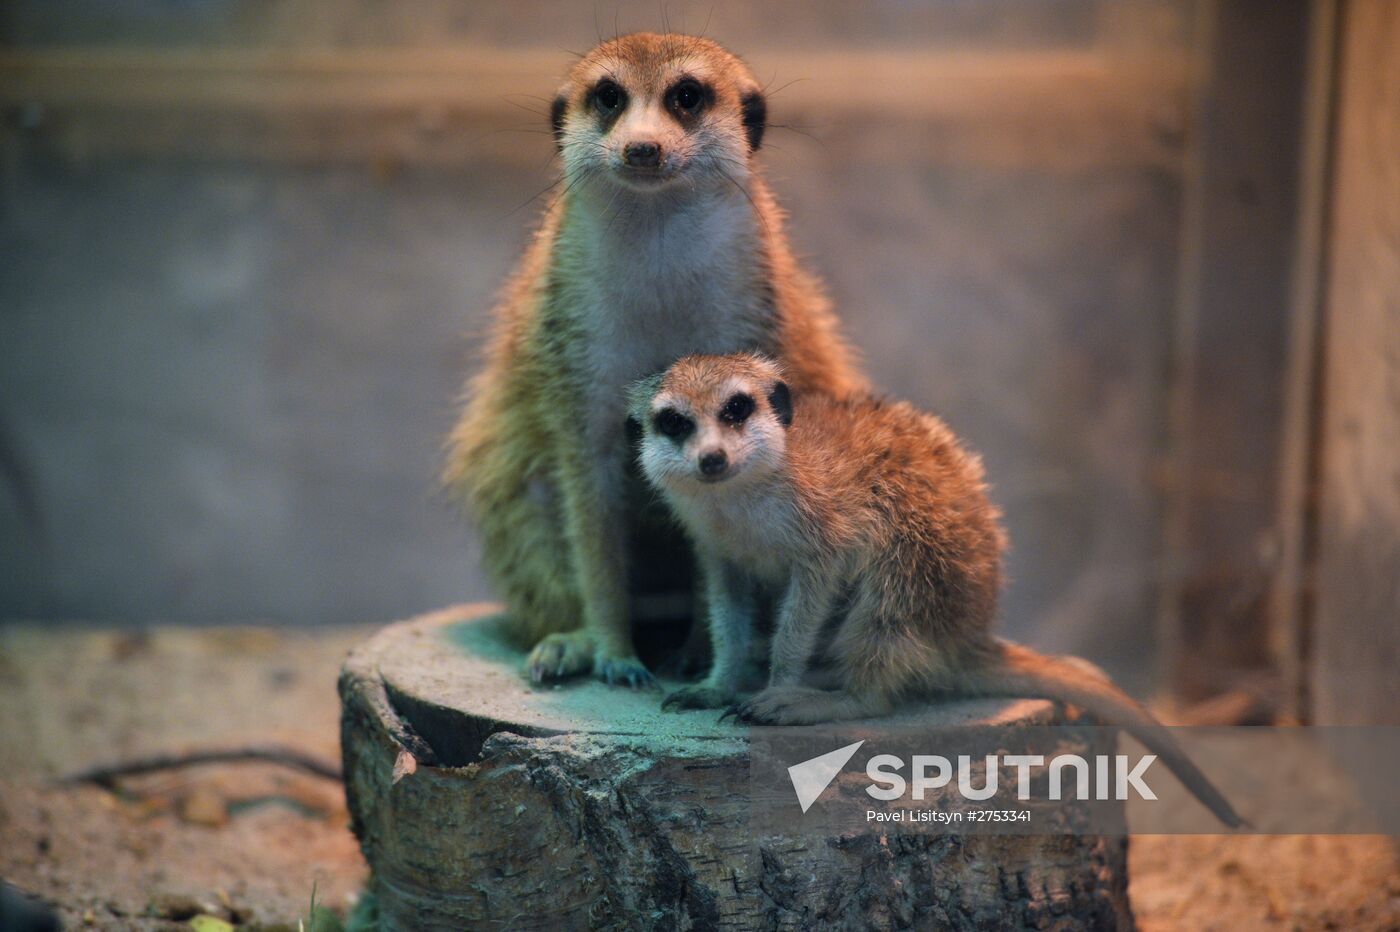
964,641,1246,829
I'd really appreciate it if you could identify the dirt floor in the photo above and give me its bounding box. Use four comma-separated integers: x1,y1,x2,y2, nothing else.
1,622,1397,931
0,624,368,930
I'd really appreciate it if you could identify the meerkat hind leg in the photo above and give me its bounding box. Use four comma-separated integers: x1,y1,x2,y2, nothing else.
728,595,918,724
480,474,594,683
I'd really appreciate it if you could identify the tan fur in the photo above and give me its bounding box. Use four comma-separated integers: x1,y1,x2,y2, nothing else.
635,353,1243,827
445,35,864,686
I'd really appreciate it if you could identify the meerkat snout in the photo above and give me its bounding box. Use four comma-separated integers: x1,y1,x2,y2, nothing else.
623,140,662,169
698,449,729,479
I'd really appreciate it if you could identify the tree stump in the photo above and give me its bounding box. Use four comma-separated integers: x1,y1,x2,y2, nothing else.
339,605,1135,930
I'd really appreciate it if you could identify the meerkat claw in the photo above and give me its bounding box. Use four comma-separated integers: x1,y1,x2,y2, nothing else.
725,689,809,724
663,685,733,711
596,656,657,690
525,631,595,685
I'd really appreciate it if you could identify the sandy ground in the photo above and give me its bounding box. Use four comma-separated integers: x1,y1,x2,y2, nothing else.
1,622,1397,931
0,625,368,930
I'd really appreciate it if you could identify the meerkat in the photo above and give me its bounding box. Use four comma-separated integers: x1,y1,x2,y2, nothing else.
630,353,1244,827
445,35,865,687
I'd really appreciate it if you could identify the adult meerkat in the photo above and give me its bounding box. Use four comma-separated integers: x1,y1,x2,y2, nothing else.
631,353,1244,827
446,35,864,686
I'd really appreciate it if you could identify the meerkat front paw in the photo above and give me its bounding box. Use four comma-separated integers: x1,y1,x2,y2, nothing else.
594,653,658,690
526,630,595,684
723,687,888,724
661,684,736,711
722,686,833,725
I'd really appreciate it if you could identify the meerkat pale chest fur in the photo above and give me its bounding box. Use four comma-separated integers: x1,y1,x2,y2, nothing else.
558,191,769,445
445,34,864,688
632,353,1244,828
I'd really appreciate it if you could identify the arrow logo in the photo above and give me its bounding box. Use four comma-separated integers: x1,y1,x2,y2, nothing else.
787,740,865,813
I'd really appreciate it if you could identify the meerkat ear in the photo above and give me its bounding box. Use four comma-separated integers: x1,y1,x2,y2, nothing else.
550,94,568,150
767,380,792,427
740,90,767,151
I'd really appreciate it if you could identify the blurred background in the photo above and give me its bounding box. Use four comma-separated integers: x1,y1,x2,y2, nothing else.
3,3,1399,928
1,0,1395,720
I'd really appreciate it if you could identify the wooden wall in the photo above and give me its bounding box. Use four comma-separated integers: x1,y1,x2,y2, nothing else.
5,1,1393,723
0,2,1199,688
1159,0,1311,706
1309,0,1400,724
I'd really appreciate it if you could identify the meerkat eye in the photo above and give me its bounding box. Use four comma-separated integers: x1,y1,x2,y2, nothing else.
654,408,694,440
592,80,626,116
667,79,708,117
719,392,755,425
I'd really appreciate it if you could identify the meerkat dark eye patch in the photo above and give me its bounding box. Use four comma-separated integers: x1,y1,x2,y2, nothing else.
654,408,695,441
665,78,713,120
766,381,792,427
589,79,628,123
740,90,767,151
719,392,755,425
550,94,568,149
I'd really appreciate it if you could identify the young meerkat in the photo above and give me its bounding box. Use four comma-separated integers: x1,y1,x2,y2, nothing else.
631,353,1243,827
444,34,865,687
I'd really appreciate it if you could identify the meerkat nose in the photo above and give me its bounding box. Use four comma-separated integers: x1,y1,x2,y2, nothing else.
698,450,728,478
623,141,662,168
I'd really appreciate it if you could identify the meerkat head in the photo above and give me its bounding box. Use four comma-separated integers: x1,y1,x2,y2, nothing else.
629,353,792,492
551,33,767,194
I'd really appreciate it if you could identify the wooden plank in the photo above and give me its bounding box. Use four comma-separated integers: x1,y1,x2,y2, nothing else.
1,0,1185,57
1310,0,1400,725
1159,0,1311,704
0,47,1190,169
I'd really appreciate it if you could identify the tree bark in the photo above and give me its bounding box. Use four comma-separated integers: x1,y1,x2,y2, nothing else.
340,606,1134,930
